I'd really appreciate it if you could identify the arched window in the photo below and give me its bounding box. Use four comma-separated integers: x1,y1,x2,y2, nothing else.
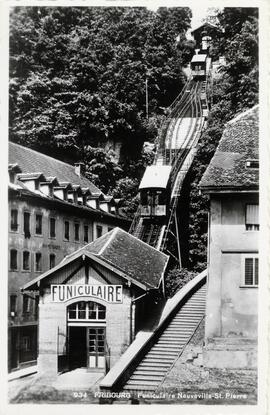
67,301,106,321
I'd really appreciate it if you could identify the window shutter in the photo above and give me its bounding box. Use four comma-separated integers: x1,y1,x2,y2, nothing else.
255,258,259,285
246,204,259,225
245,258,254,285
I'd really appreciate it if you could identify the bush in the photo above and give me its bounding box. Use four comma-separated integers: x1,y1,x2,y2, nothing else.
165,267,196,298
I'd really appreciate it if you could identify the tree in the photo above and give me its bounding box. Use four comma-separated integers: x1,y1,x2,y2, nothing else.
165,267,196,298
9,6,192,161
81,146,122,194
184,7,258,271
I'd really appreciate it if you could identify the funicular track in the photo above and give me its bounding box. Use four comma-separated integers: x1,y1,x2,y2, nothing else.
130,78,205,256
99,75,210,397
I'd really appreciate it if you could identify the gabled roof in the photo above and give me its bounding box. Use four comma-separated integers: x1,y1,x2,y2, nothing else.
200,105,259,192
22,228,169,291
9,142,102,196
191,22,220,35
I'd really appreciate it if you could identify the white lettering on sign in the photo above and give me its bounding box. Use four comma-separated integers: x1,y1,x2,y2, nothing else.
51,285,123,303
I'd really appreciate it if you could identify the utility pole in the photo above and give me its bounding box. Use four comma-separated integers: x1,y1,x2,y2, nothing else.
145,77,149,120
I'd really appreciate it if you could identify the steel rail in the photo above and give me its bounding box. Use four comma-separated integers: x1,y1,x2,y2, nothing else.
166,82,198,165
156,78,193,163
160,82,204,254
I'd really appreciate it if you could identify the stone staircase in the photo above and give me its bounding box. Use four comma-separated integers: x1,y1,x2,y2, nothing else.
122,284,206,392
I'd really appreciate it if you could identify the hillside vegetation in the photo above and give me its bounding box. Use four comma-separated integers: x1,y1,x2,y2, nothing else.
10,7,192,160
183,7,258,272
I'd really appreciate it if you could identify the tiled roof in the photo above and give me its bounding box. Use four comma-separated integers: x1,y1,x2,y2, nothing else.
9,142,102,196
191,22,220,35
23,228,169,291
200,105,259,191
87,228,169,289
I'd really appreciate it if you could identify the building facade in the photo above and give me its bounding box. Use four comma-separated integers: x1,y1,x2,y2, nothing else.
8,142,130,372
21,228,169,378
200,105,259,368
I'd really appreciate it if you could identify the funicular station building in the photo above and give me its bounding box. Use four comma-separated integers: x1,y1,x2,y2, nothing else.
8,142,130,372
21,228,168,376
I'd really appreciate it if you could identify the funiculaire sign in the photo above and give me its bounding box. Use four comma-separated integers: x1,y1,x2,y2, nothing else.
51,284,123,303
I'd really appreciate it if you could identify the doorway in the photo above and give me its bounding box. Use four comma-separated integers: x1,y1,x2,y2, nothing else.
69,326,87,369
67,301,107,371
68,326,106,370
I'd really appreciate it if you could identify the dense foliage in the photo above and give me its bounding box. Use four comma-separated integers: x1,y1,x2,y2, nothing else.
9,6,192,162
186,7,258,271
165,267,196,298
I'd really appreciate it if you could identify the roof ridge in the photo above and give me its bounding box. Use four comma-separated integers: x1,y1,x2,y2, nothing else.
10,142,82,171
60,244,89,263
98,227,119,256
227,105,259,125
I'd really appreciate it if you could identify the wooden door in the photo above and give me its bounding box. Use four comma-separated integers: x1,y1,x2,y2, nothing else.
87,327,105,369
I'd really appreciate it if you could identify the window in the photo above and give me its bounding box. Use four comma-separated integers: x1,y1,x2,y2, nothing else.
10,295,17,316
244,257,258,286
10,209,18,231
21,336,31,351
74,223,80,241
96,225,102,238
84,225,89,243
246,204,259,231
64,221,69,240
49,218,56,238
246,159,259,168
22,294,31,314
35,252,42,272
35,213,42,235
23,251,30,271
67,301,106,320
49,253,56,269
34,295,39,318
23,212,31,238
10,249,17,270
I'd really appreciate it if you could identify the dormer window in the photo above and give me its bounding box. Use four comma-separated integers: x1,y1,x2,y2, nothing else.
77,195,84,205
67,191,74,203
246,159,259,169
17,173,45,191
87,198,97,209
8,164,21,183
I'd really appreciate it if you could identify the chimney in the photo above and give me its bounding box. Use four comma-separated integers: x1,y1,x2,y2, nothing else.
74,162,85,177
